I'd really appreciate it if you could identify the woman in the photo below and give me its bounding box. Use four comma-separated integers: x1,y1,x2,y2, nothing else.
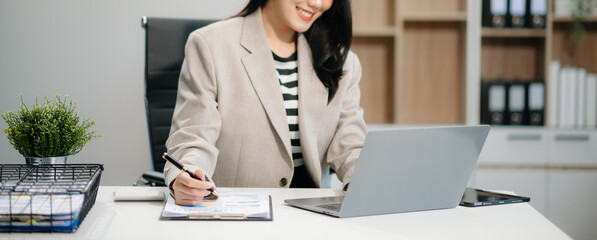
165,0,367,205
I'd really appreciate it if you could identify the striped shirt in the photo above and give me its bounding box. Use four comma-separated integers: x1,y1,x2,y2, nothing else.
273,52,304,168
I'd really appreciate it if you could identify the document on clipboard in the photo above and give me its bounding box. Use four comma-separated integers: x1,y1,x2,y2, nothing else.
161,192,273,221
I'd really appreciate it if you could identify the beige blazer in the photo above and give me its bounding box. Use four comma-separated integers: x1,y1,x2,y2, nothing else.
164,9,367,189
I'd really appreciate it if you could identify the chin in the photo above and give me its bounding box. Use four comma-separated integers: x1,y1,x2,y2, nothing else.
291,23,313,33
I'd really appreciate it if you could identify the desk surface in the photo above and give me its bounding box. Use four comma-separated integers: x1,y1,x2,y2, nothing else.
4,186,570,240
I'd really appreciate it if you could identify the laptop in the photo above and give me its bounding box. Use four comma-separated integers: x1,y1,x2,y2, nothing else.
284,125,490,218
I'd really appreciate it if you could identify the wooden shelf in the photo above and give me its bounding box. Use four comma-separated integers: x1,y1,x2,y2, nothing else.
352,0,469,124
349,0,594,126
353,26,396,37
481,28,546,38
402,12,467,22
553,16,597,22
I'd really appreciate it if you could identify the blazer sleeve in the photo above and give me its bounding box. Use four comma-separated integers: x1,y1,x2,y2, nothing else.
325,52,368,189
164,31,221,188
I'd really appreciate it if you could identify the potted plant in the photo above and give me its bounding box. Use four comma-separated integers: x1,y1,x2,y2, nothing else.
2,94,100,164
571,0,595,44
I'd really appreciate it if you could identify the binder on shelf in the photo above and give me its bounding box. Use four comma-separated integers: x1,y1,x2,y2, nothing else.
587,73,597,128
481,80,509,125
481,80,490,125
547,61,561,127
529,0,546,28
576,68,587,128
558,67,577,128
483,0,508,28
568,68,579,128
558,67,566,127
553,0,572,17
508,81,527,125
553,0,595,18
508,0,527,28
527,80,545,126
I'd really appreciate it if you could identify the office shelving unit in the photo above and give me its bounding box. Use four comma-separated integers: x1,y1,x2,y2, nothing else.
474,1,597,239
351,0,469,124
479,0,597,126
352,0,595,127
351,1,596,239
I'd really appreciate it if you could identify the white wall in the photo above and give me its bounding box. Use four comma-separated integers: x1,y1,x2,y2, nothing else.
0,0,248,185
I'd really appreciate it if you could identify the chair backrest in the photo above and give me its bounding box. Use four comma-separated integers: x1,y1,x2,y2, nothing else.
143,17,216,172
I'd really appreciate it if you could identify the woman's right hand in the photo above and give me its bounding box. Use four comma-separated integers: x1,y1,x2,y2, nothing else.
172,168,214,206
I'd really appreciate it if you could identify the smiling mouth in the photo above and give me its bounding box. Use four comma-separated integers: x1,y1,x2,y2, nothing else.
296,7,314,21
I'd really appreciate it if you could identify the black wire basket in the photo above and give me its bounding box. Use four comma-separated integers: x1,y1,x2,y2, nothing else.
0,164,103,232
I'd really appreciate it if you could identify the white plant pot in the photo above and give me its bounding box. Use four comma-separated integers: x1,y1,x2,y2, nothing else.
25,156,68,165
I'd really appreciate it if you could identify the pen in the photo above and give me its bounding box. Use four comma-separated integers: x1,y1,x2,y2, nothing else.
162,152,219,198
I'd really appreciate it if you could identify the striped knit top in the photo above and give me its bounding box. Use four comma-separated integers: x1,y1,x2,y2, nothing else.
273,52,304,168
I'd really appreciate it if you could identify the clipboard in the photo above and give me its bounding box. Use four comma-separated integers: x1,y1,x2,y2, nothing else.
160,192,273,221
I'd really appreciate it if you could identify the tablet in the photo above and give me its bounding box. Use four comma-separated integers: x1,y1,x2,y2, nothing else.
460,188,530,207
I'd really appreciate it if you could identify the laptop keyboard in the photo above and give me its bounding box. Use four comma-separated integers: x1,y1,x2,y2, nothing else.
316,202,343,212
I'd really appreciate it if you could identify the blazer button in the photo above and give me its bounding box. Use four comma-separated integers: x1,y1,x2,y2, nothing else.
279,178,288,187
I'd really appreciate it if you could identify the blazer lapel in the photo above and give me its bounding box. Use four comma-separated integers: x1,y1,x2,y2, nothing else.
297,33,328,184
240,9,292,161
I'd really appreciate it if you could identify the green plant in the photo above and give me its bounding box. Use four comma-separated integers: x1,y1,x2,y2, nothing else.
571,0,595,43
2,94,100,157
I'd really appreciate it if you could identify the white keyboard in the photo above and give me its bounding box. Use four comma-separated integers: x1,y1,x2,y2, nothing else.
113,188,166,201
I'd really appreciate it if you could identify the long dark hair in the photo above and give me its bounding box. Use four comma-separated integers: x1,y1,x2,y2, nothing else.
238,0,352,100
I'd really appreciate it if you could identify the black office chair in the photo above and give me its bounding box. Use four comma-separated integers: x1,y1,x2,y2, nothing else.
137,16,216,186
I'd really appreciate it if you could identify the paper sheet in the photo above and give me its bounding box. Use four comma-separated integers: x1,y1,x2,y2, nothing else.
0,194,84,218
162,192,270,219
0,194,84,231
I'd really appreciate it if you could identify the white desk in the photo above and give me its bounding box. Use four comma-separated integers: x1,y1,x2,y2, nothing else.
4,186,570,240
